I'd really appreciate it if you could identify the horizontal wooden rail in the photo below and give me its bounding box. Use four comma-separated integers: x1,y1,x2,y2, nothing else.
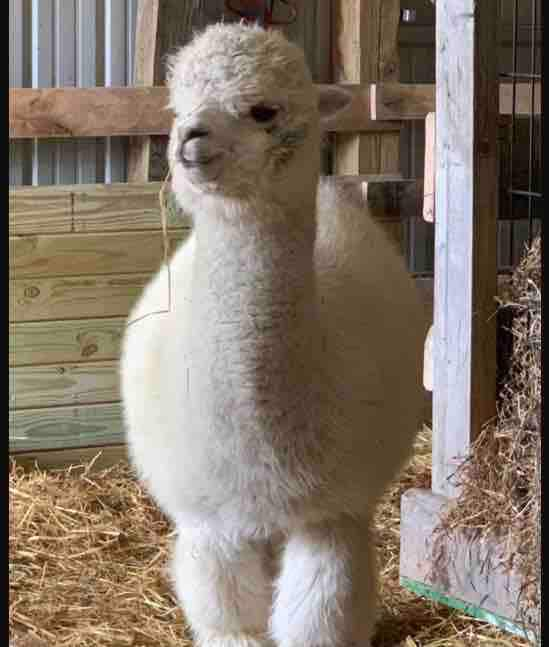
370,82,541,120
9,85,402,139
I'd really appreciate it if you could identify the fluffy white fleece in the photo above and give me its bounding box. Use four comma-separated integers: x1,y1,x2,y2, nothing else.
121,23,426,647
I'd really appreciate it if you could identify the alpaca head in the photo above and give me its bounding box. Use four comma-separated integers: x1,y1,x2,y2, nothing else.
167,23,321,209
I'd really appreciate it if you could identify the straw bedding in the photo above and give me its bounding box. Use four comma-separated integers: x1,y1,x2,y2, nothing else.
435,237,541,639
9,424,529,647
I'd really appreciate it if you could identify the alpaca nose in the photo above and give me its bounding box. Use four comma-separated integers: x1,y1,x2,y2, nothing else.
179,124,218,167
182,127,210,144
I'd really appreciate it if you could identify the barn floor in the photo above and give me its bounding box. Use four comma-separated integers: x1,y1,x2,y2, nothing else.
9,428,529,647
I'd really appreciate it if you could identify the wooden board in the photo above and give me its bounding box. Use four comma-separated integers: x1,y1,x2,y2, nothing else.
10,273,150,322
9,187,73,234
317,84,401,133
12,444,128,472
9,402,125,452
10,87,171,139
127,0,160,183
400,489,536,640
9,85,404,139
10,178,417,237
423,112,435,222
431,0,498,498
332,0,401,175
9,229,187,279
9,318,125,367
10,182,190,235
10,360,120,409
371,82,541,120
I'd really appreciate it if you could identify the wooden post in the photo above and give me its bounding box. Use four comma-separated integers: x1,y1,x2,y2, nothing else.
127,0,160,183
423,112,435,222
432,0,499,497
332,0,401,176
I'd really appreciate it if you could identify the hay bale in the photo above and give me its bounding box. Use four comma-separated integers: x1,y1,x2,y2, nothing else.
437,236,541,638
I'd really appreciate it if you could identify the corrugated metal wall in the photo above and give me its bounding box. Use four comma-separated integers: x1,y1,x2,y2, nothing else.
9,0,138,187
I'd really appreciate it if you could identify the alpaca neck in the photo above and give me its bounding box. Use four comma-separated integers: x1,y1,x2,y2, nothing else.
190,197,319,435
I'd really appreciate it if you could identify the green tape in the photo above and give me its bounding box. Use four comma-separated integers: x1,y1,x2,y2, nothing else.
400,576,536,643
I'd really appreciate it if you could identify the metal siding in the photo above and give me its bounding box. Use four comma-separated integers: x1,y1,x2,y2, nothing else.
10,0,138,187
76,0,101,183
54,0,77,185
31,0,56,186
9,0,24,186
104,0,128,183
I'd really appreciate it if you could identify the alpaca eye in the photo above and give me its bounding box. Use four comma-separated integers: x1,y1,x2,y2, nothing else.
250,105,279,123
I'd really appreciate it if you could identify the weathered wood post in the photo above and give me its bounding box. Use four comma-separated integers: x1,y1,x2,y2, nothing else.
431,0,498,498
398,2,534,638
331,0,401,176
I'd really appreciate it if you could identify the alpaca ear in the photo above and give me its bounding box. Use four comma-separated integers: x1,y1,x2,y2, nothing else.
318,85,354,132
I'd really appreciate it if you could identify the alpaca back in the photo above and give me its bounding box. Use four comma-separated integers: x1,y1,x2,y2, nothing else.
313,178,426,507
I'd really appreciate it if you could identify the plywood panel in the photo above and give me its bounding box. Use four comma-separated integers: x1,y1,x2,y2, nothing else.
10,272,150,322
10,318,125,366
10,402,124,451
10,360,120,409
9,229,187,278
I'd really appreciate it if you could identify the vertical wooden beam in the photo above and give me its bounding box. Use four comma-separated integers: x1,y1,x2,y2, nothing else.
127,0,160,183
332,0,401,176
423,111,435,222
432,0,499,498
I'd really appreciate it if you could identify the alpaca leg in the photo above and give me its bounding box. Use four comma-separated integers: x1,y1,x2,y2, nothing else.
270,516,377,647
172,525,275,647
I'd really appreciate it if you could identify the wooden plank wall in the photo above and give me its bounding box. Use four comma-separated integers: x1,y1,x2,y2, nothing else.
9,182,191,456
9,179,429,460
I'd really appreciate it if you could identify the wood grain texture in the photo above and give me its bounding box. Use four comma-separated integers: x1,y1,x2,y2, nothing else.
318,84,401,133
12,443,128,471
10,87,171,139
400,489,533,630
371,82,541,120
10,360,120,409
332,0,401,175
127,0,160,183
9,229,187,279
9,187,73,234
9,318,125,367
9,85,404,139
432,0,499,498
10,182,191,235
423,112,435,222
10,273,150,322
9,402,124,451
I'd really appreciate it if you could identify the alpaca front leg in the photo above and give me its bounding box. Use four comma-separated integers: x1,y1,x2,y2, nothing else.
270,517,376,647
172,525,275,647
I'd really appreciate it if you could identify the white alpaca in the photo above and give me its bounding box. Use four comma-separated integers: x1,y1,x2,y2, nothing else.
121,23,426,647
